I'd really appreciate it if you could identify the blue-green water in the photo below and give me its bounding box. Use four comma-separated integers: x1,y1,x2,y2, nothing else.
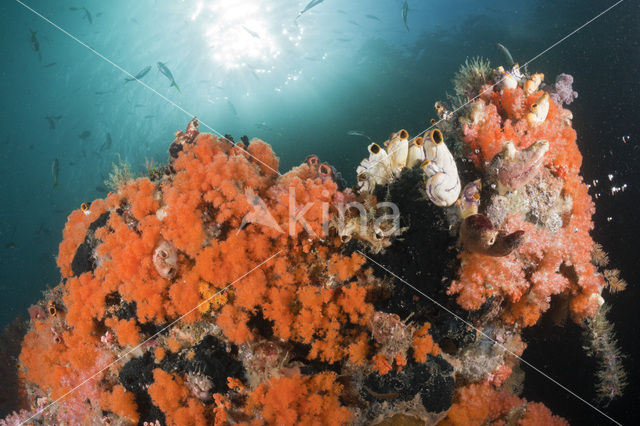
1,0,638,423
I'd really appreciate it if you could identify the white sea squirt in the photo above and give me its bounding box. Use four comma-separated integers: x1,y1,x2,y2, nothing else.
406,136,425,168
526,92,550,126
421,129,461,206
356,142,394,192
385,129,409,172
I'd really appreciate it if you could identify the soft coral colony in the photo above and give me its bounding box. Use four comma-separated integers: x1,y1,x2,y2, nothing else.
5,59,626,426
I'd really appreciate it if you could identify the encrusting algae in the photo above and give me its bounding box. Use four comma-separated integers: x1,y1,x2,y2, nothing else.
1,58,627,425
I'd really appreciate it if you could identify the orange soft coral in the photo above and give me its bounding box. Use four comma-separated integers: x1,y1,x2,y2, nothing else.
464,101,506,167
56,199,107,278
464,88,582,174
441,383,567,426
148,369,207,426
101,385,140,424
347,333,370,366
372,353,393,375
448,252,529,311
456,81,603,326
245,373,351,425
520,402,570,426
412,322,440,363
104,317,141,347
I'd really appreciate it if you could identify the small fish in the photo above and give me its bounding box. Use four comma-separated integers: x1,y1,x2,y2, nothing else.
401,1,409,31
82,7,92,24
78,130,91,140
226,99,237,116
4,227,17,249
52,158,60,188
337,37,352,42
43,62,57,68
95,185,109,193
157,62,181,93
36,223,52,237
242,25,260,39
29,29,40,59
99,133,112,152
133,104,145,108
337,9,347,15
347,130,372,140
44,116,54,130
296,0,324,20
144,115,155,119
348,20,360,27
365,14,381,22
43,115,62,130
497,43,514,67
125,65,151,83
254,121,273,131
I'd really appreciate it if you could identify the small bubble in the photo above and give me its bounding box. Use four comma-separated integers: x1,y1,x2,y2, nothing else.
490,183,497,189
622,184,628,191
593,179,599,186
608,174,614,181
622,135,630,143
607,217,613,222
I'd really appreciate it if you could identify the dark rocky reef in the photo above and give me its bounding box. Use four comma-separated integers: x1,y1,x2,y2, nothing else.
362,355,454,413
70,211,110,276
368,168,475,352
119,333,245,425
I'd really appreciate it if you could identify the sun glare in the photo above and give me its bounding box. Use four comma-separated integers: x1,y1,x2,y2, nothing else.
195,0,296,71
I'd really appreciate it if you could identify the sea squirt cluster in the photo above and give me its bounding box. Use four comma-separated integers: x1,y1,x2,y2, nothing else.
2,58,627,425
